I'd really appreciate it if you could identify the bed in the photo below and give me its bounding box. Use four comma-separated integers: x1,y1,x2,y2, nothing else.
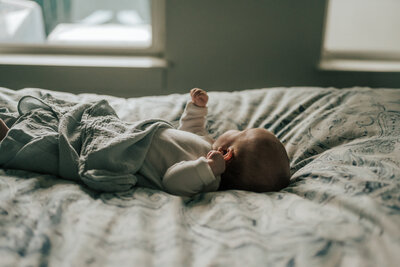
0,86,399,266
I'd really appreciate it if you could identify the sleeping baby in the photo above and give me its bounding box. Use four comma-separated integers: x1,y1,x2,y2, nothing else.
0,88,290,197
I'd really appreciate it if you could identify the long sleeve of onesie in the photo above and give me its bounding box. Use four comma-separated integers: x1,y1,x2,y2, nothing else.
158,101,220,197
178,101,208,136
162,157,220,197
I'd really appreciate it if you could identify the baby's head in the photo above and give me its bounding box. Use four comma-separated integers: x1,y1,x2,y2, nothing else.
213,128,290,192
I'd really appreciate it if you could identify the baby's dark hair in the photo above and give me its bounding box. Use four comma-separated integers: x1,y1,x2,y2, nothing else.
219,130,290,192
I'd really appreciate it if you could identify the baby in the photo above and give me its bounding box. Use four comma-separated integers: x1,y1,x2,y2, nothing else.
189,88,290,193
0,88,290,196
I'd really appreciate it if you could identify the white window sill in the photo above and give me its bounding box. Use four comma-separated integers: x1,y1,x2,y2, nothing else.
318,58,400,72
0,54,167,69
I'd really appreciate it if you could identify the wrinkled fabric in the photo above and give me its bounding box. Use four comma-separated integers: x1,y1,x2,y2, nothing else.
0,95,172,192
0,87,399,267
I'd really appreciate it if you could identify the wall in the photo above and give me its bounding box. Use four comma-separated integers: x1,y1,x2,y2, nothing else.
165,0,327,93
1,0,400,97
164,0,400,94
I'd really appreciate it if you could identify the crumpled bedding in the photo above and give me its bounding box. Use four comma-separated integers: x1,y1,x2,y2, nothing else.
0,95,172,192
0,86,399,267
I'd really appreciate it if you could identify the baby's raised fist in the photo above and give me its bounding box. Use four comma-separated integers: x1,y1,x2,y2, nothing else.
190,88,208,107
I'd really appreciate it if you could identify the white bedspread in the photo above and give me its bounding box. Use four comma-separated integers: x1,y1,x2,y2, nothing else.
0,87,399,266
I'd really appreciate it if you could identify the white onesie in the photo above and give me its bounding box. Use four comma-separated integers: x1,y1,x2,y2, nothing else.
136,102,221,197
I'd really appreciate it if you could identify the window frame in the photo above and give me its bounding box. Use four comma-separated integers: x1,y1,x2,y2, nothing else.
0,0,165,57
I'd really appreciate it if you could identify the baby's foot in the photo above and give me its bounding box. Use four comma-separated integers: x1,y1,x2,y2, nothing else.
0,119,9,142
190,88,208,107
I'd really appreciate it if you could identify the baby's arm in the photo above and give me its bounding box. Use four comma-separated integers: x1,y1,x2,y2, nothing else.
178,88,209,136
162,157,220,197
162,150,225,197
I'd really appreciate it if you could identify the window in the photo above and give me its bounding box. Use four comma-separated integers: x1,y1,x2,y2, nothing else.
320,0,400,72
0,0,165,55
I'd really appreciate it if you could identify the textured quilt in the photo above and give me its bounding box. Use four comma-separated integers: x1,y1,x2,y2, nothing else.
0,87,399,267
0,95,172,192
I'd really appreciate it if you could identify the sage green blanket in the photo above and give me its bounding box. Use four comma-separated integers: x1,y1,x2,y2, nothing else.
0,95,172,192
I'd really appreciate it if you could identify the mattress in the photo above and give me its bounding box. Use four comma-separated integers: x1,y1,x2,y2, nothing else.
0,86,399,266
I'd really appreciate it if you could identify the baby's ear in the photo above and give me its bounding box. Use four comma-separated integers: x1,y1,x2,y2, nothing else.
223,148,234,162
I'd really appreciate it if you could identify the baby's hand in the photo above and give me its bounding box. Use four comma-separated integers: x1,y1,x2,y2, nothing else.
206,150,225,177
190,88,208,107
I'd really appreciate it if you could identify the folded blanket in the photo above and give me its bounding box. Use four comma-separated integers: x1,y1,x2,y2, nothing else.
0,96,172,192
